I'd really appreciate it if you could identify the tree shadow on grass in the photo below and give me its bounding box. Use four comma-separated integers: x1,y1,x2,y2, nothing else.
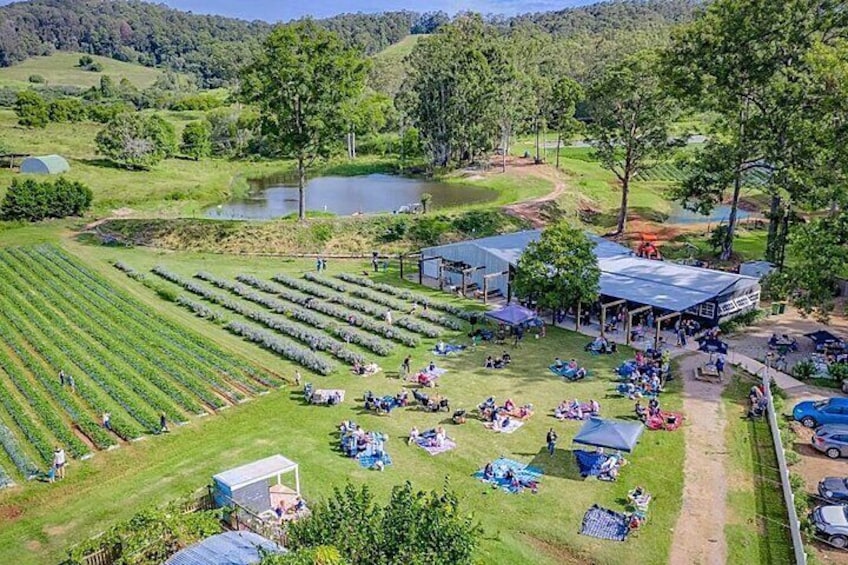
76,157,129,170
514,446,586,481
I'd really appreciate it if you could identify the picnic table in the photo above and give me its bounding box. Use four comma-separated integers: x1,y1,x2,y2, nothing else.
694,363,721,383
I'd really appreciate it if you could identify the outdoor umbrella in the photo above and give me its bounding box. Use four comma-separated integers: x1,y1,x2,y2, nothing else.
484,304,537,327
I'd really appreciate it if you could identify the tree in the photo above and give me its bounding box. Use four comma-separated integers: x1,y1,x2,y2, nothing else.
180,120,211,160
14,90,49,128
664,0,848,262
206,108,256,157
549,76,583,170
586,52,676,235
282,481,480,565
513,222,600,315
1,177,92,221
95,113,175,169
242,20,367,220
420,192,432,214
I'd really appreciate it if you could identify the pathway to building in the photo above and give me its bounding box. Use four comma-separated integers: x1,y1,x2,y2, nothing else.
669,352,729,565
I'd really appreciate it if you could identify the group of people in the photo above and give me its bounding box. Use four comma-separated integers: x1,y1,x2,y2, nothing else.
748,384,768,418
585,335,617,355
478,396,533,427
352,361,381,376
314,257,329,272
481,461,539,493
339,420,387,461
58,369,75,392
408,425,447,447
634,397,662,422
484,351,511,369
274,496,308,520
554,398,600,421
551,357,588,380
363,390,404,413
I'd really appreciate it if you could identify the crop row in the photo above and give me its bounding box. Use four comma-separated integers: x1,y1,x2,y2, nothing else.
176,296,226,322
18,248,245,404
164,270,365,366
346,286,460,331
0,302,115,450
237,276,394,357
0,265,144,439
0,422,39,478
0,255,167,433
303,272,348,292
271,274,334,299
113,261,146,281
35,245,280,390
0,375,55,464
261,277,420,347
5,250,216,415
225,322,335,375
334,273,474,321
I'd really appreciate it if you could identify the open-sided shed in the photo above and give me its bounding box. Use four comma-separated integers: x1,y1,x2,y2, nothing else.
213,455,301,515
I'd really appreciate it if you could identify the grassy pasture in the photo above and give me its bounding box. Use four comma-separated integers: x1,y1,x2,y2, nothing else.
0,52,172,90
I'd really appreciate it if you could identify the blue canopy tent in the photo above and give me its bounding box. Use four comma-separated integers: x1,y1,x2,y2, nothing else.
484,304,537,326
573,417,644,453
164,531,284,565
806,330,845,352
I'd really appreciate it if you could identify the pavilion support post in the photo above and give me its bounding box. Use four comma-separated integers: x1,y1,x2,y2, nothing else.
418,259,423,285
654,311,682,349
461,270,467,296
399,254,404,279
295,468,300,495
599,299,626,338
576,302,581,330
482,277,489,304
626,305,652,345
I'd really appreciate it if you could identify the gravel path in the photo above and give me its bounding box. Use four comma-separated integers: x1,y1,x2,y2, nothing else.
669,352,728,565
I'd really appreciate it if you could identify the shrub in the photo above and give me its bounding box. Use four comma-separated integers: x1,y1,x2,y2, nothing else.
14,90,48,128
95,112,176,169
792,359,816,380
27,74,45,84
408,215,451,246
828,362,848,382
1,178,93,221
718,308,765,334
451,210,503,237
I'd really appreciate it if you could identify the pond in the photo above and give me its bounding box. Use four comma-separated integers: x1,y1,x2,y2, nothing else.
664,203,752,225
206,174,497,219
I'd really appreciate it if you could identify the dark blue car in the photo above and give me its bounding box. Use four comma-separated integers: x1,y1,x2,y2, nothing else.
793,398,848,428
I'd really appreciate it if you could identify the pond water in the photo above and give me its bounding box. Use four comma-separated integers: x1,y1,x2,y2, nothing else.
664,203,752,225
206,174,497,219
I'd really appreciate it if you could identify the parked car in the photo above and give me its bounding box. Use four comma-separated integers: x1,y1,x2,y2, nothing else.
819,477,848,504
793,398,848,428
811,505,848,548
812,425,848,459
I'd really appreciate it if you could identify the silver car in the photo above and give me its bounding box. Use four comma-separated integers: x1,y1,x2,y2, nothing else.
812,425,848,459
811,505,848,548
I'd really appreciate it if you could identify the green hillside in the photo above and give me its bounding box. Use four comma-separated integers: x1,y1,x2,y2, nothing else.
0,53,171,89
374,34,425,60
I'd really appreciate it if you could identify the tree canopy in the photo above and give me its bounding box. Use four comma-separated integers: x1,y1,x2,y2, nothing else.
513,223,600,313
95,112,177,170
241,21,367,220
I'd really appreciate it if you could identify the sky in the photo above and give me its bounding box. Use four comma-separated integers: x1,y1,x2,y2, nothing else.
72,0,601,23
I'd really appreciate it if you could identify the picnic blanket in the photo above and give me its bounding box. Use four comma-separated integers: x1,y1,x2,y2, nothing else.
485,419,524,434
574,450,609,478
579,505,631,542
433,344,465,356
358,452,392,469
616,361,638,378
312,389,345,404
647,412,684,431
549,365,587,380
473,457,543,493
555,403,596,420
416,436,457,455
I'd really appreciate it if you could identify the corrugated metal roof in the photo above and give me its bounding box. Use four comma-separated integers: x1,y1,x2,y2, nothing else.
599,271,713,312
213,455,298,490
164,531,284,565
20,154,70,174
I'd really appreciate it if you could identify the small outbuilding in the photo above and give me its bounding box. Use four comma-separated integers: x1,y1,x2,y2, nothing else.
20,154,70,175
212,454,301,517
739,260,775,280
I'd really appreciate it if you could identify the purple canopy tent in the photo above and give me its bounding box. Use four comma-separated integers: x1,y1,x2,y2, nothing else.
484,304,538,326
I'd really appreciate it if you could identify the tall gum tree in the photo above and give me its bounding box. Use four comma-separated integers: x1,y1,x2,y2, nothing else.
586,52,677,236
241,21,367,220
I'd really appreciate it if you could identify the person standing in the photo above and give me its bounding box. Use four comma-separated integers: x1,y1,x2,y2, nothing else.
316,257,323,272
67,375,75,393
401,356,411,376
102,412,111,431
160,412,169,433
546,428,558,456
59,369,65,387
53,447,66,480
716,355,725,378
295,370,302,387
372,255,379,272
385,310,392,326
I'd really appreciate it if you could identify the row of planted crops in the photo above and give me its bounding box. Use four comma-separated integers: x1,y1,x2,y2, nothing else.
114,262,471,379
0,245,282,486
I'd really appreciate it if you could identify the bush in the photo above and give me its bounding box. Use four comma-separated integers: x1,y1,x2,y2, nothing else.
792,359,816,380
408,215,450,246
828,362,848,382
27,74,45,84
95,112,176,169
1,178,93,221
14,90,49,128
451,209,503,237
718,308,765,334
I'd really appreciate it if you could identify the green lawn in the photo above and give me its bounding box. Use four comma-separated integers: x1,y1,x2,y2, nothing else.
0,52,173,89
722,372,794,564
0,238,684,565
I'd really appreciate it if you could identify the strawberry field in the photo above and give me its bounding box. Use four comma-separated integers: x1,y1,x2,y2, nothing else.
0,245,281,484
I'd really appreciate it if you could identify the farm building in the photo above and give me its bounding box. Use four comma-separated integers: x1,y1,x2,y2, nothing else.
20,154,70,174
419,230,761,327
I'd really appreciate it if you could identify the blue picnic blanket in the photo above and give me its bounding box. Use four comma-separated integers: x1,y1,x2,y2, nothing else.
433,344,465,356
574,450,609,478
616,361,637,378
579,505,630,542
549,365,587,380
358,452,392,469
473,457,543,493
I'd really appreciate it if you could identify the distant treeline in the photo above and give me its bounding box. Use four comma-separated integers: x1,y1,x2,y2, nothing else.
0,0,700,87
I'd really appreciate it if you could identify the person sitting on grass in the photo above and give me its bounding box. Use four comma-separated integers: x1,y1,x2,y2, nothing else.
436,340,446,354
554,357,564,369
569,398,583,420
589,399,600,415
483,461,494,480
427,361,437,373
554,400,570,420
634,401,647,422
501,415,512,429
408,426,419,445
501,351,511,364
484,356,495,369
504,398,516,413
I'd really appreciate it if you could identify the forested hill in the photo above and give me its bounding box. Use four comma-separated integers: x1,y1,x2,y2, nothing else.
0,0,700,87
